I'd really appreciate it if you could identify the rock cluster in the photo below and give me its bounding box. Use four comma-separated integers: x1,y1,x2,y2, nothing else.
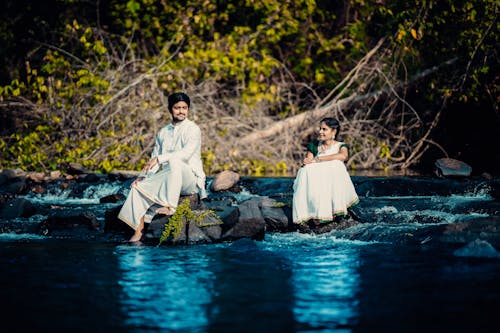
1,160,500,257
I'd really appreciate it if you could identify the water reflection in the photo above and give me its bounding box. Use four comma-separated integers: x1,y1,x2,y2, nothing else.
115,235,364,332
116,245,214,332
206,239,294,333
261,234,363,332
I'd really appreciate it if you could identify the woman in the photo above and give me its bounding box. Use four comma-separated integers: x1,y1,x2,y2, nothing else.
118,92,207,242
292,117,359,224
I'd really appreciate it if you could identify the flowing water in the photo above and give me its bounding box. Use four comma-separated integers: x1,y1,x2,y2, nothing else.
1,177,499,332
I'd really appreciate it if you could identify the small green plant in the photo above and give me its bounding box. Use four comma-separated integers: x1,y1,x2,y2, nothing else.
158,198,223,246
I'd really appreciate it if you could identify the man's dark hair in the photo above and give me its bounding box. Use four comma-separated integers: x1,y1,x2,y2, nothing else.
167,92,190,111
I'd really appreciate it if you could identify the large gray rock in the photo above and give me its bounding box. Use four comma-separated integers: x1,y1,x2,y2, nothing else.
258,196,291,232
435,158,472,177
222,199,265,241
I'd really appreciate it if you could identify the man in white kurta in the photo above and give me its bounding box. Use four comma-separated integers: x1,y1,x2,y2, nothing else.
118,92,206,241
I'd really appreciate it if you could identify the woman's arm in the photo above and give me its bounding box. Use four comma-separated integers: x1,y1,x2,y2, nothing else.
315,146,349,162
303,151,315,165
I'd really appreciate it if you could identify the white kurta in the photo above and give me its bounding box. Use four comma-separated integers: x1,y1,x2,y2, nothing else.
118,119,207,230
292,141,359,224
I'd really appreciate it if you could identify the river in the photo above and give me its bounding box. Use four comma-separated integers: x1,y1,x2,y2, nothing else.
0,176,499,332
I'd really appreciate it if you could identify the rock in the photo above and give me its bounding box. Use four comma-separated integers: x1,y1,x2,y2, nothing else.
437,216,500,247
26,172,46,182
99,193,125,203
30,184,46,194
145,209,223,245
222,199,265,241
104,205,133,235
76,173,101,183
3,177,28,194
179,220,216,244
258,196,291,232
435,158,472,177
210,170,240,192
0,198,36,219
0,169,18,180
180,193,202,209
107,170,141,181
38,211,101,237
203,199,240,230
50,170,62,179
66,162,90,175
200,221,223,241
1,169,25,179
0,220,39,234
296,215,360,234
0,173,8,187
453,239,500,258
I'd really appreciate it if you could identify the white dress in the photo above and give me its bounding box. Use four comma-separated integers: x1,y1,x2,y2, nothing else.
118,119,207,230
292,141,359,224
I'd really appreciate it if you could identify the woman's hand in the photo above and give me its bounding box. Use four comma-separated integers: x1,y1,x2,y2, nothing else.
303,156,315,165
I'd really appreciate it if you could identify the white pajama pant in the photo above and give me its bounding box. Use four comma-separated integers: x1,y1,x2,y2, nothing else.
118,158,198,230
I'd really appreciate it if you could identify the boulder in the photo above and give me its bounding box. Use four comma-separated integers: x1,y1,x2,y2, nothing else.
146,213,222,245
210,170,240,192
453,239,500,258
38,211,101,237
0,198,36,219
203,199,240,230
3,177,28,194
222,199,265,241
258,196,291,232
104,205,133,235
435,158,472,177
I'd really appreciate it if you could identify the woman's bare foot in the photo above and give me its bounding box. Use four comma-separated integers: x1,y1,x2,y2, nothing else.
156,206,175,215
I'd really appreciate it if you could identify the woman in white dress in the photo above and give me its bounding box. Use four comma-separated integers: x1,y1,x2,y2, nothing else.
292,117,359,225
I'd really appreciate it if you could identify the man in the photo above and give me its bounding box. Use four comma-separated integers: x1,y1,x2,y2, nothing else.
118,92,207,242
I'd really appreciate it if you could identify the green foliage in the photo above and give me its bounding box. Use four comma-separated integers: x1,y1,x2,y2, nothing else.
158,199,223,245
0,0,497,173
371,0,498,100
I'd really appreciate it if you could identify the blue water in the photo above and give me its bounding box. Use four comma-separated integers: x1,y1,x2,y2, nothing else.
1,233,499,332
1,177,500,332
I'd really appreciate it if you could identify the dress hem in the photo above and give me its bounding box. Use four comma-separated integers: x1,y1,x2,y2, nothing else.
293,197,360,225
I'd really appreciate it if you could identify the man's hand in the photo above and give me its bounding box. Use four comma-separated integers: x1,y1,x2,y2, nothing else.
131,177,145,187
142,156,159,173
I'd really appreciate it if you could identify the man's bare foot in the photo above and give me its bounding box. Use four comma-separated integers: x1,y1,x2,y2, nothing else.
156,206,175,215
128,230,143,242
